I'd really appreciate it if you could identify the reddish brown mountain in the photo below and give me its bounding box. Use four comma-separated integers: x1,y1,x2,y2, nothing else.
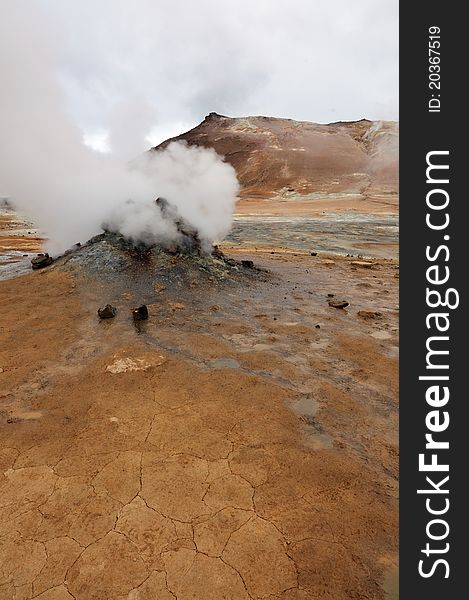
153,113,398,214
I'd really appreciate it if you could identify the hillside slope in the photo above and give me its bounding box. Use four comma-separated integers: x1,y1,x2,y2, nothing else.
154,113,398,214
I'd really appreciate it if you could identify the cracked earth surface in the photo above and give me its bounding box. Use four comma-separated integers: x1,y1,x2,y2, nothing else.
1,249,398,599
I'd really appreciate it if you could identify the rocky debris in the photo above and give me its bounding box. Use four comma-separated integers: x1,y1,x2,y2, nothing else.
328,299,349,309
310,252,317,256
241,260,254,269
132,305,149,321
358,310,383,320
351,260,373,269
98,304,117,319
31,253,53,270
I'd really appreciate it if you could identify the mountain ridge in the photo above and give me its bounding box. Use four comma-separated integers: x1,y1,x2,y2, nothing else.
153,113,398,214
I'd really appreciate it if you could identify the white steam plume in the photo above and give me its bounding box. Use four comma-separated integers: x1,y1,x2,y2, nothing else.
0,2,239,256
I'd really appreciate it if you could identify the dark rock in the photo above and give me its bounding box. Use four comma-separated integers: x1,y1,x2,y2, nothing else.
327,293,335,298
31,253,53,270
241,260,254,269
357,310,383,320
205,112,227,121
310,252,317,256
64,242,83,256
132,305,149,321
328,299,349,309
211,245,225,259
315,324,321,329
98,304,117,319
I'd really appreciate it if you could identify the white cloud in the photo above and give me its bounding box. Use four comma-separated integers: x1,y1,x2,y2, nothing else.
34,0,398,140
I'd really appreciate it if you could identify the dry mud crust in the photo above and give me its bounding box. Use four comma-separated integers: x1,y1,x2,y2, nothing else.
0,248,398,599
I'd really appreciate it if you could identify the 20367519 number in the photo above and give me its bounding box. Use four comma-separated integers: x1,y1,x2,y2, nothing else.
428,26,441,112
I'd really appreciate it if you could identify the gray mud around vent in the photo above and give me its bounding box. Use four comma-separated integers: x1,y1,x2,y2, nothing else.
57,231,268,304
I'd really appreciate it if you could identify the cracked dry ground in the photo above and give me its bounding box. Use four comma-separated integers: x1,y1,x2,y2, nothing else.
0,251,398,599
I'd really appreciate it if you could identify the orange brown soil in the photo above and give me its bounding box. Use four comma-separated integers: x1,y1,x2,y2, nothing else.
0,249,398,599
0,236,42,253
235,195,398,217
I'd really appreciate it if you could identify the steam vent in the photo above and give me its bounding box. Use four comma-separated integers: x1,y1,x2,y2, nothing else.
36,195,265,304
61,228,264,294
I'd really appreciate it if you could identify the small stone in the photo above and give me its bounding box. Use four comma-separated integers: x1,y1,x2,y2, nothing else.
328,299,349,309
327,293,335,298
241,260,254,269
315,324,320,329
132,305,149,321
31,253,53,270
98,304,117,319
310,252,317,256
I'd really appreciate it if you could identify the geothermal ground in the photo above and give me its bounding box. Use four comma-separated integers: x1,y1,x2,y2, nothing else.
0,116,398,600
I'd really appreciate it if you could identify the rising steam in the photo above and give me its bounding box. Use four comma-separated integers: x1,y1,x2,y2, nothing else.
0,2,239,255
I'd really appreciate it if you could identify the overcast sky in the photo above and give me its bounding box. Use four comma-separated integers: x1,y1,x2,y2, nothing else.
35,0,398,149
